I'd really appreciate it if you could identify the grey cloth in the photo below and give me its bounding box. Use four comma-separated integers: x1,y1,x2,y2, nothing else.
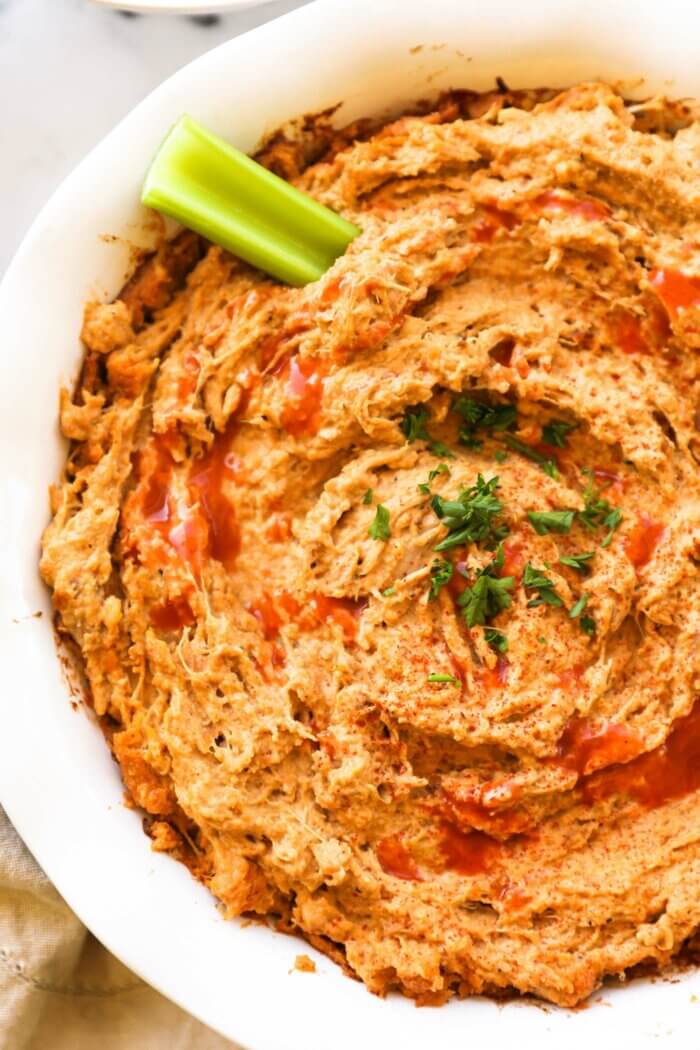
0,807,235,1050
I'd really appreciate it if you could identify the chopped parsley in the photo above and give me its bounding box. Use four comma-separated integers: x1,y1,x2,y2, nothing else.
362,488,374,505
400,405,430,443
542,418,577,448
569,593,590,619
522,562,563,608
578,472,622,546
400,405,455,459
569,593,596,636
527,509,575,535
494,449,508,463
484,627,508,654
453,395,517,449
429,440,456,459
559,551,595,574
504,435,558,479
428,673,460,685
418,462,451,496
369,504,391,541
428,558,454,601
457,545,515,627
428,463,451,482
432,474,509,553
382,585,396,597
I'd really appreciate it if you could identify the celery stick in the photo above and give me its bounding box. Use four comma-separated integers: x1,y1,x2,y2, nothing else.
141,115,360,287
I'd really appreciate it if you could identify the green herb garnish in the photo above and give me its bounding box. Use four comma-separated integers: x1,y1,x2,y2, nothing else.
428,463,451,482
401,406,430,443
429,558,454,601
418,483,431,495
453,396,517,448
494,449,508,463
362,488,374,505
522,562,563,608
569,593,596,635
559,551,595,574
457,545,515,627
382,585,396,597
578,472,622,546
569,593,590,619
432,474,509,553
400,405,455,458
542,419,577,448
484,627,508,654
527,509,575,535
428,673,460,685
504,435,558,479
369,504,391,541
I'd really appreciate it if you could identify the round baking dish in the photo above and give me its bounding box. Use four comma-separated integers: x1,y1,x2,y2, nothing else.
90,0,272,13
2,1,700,1046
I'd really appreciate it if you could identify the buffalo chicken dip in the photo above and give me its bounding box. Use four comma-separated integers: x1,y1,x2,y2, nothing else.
42,82,700,1006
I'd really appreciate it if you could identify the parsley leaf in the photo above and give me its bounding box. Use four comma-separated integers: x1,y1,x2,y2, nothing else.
454,396,517,449
542,418,577,448
429,440,456,460
527,509,575,535
362,488,373,505
428,463,451,482
523,562,563,608
569,593,590,619
432,474,509,553
369,504,391,541
400,405,455,459
382,585,396,597
428,673,460,685
400,406,430,443
429,558,454,601
457,546,515,627
559,551,595,574
578,472,622,546
504,435,559,479
417,483,431,495
484,627,508,654
569,593,596,635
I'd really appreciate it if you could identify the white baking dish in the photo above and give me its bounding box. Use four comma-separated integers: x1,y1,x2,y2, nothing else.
1,1,699,1046
90,0,271,12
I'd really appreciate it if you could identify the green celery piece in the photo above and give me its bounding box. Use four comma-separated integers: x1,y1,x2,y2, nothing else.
142,115,361,287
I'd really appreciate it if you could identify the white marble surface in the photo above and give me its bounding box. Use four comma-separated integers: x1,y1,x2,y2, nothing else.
0,0,309,278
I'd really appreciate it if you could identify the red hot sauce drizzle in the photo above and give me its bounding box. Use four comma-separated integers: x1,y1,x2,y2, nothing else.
471,203,521,243
612,310,650,355
150,596,195,632
650,268,700,319
188,416,242,571
624,514,666,570
555,717,642,776
582,702,700,807
534,191,610,222
440,824,504,875
279,356,327,437
376,836,423,881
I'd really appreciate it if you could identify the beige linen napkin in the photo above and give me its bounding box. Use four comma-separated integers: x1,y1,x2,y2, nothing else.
0,807,236,1050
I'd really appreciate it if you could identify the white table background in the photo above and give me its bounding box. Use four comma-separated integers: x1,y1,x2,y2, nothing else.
0,0,308,279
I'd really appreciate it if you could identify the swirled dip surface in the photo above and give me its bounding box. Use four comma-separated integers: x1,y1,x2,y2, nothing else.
42,83,700,1006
